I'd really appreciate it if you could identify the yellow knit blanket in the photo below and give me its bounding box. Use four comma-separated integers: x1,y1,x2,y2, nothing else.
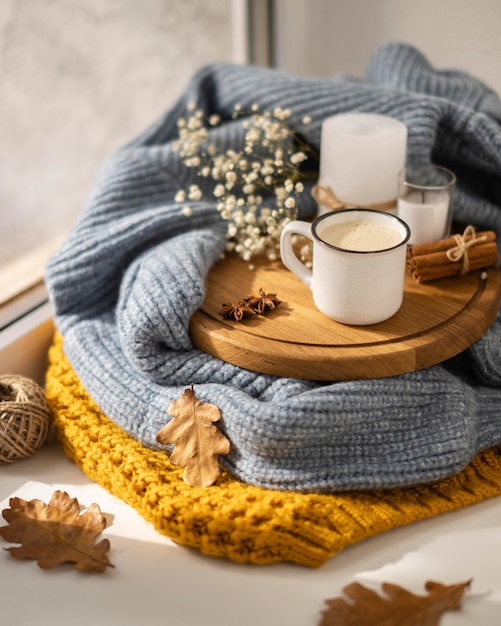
46,334,501,567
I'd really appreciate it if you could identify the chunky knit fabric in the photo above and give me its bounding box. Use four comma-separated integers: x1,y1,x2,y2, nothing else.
45,42,501,493
45,334,501,567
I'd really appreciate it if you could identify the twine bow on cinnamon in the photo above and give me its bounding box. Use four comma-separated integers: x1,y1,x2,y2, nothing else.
407,225,498,283
446,225,488,274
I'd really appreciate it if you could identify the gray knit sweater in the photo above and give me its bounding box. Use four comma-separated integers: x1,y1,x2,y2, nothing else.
45,43,501,491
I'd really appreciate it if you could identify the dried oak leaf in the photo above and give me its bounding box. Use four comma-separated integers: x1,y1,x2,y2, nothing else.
319,579,472,626
0,490,114,572
156,386,230,487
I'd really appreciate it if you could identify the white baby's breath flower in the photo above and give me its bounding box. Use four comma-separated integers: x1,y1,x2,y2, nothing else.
188,185,202,201
273,106,291,120
260,165,274,176
185,156,201,167
245,171,258,183
172,102,315,264
187,117,202,131
245,128,260,143
234,211,245,227
275,187,288,203
302,115,312,125
290,151,307,164
213,184,226,198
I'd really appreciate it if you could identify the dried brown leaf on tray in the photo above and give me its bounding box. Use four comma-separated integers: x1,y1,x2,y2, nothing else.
318,579,472,626
0,490,114,572
156,385,230,487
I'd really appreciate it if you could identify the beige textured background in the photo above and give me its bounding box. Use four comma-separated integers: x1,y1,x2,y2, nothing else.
0,0,233,264
4,0,501,268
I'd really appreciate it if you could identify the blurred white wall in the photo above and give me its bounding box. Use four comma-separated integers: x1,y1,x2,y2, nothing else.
0,0,234,265
5,0,499,269
273,0,501,94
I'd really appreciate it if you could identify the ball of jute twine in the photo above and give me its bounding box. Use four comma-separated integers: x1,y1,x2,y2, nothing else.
0,374,52,464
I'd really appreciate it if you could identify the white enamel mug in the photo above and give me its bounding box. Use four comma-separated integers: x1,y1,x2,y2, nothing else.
280,208,411,325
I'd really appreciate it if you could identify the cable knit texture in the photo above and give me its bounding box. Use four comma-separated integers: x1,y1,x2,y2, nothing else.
45,334,501,567
46,43,501,496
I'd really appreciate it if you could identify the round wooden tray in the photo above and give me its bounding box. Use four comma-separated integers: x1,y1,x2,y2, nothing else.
189,253,501,380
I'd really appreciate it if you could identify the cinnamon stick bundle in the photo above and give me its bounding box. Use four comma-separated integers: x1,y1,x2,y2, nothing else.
407,227,498,283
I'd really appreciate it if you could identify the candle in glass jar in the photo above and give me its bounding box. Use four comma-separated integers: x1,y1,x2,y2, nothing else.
397,192,450,244
318,113,407,209
397,165,456,245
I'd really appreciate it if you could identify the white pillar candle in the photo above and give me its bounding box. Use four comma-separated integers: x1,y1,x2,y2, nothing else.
397,192,450,244
318,113,407,210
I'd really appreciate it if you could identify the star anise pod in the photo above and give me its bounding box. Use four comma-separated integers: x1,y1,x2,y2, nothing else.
219,300,257,321
244,287,281,314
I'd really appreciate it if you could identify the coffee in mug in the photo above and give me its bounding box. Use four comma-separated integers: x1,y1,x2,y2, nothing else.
280,209,410,325
319,219,403,251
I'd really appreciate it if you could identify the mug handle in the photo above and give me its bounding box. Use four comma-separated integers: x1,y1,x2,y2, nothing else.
280,220,313,289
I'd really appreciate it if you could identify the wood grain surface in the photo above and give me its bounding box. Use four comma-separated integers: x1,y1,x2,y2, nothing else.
189,253,501,380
